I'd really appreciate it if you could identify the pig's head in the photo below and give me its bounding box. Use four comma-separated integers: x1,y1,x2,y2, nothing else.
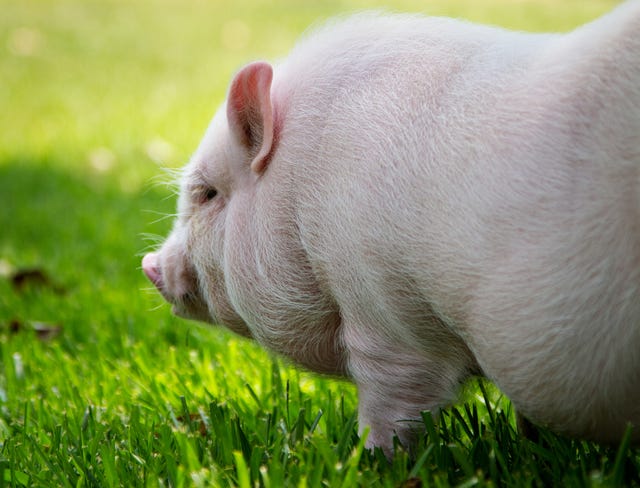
143,62,345,374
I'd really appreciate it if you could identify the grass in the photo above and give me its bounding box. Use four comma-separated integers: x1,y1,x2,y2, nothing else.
0,0,637,485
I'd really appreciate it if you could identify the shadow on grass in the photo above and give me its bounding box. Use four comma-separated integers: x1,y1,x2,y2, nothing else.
0,156,176,343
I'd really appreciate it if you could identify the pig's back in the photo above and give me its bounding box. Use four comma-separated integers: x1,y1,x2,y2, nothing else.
272,12,551,130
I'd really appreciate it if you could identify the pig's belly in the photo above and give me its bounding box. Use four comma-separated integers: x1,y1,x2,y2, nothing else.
467,311,640,443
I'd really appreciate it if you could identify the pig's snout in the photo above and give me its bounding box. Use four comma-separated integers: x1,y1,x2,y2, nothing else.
142,249,213,323
142,253,163,290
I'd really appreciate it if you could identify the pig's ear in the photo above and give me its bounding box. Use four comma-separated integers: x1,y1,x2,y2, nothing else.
227,61,274,174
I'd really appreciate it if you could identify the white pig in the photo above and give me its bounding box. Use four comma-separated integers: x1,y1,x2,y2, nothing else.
143,1,640,454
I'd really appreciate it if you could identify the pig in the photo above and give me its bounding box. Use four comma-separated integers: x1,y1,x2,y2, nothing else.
143,0,640,455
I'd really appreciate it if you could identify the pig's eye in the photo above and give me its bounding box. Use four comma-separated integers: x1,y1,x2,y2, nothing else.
204,188,218,201
191,184,219,205
194,186,218,204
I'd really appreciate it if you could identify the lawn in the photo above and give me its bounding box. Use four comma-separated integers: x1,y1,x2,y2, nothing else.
0,0,637,486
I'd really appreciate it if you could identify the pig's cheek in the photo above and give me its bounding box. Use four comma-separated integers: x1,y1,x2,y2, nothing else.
218,211,248,294
187,201,226,261
187,208,247,331
200,268,251,336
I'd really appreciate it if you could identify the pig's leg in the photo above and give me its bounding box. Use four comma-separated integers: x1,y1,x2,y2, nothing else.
343,321,473,455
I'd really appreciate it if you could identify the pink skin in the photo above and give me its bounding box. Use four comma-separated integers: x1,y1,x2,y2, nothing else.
143,7,640,456
142,253,161,290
